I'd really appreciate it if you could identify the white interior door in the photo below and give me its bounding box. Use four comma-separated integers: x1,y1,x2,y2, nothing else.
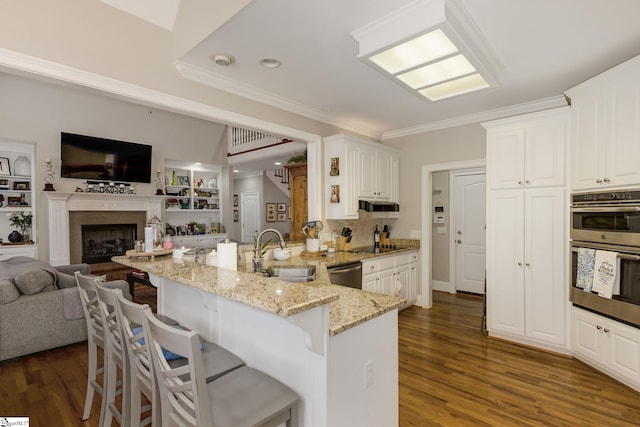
241,192,261,243
453,173,486,294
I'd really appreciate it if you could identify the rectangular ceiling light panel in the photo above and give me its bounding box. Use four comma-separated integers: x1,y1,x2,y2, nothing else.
397,53,476,89
368,29,457,74
418,73,489,101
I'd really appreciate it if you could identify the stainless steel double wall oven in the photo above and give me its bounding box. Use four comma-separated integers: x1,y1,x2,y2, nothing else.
570,190,640,327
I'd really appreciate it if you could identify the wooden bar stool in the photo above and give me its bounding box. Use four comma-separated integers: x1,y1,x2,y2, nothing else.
75,272,108,427
115,293,245,426
144,309,299,427
95,284,130,427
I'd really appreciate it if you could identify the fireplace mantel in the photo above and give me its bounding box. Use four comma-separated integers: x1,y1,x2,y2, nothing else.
45,193,163,266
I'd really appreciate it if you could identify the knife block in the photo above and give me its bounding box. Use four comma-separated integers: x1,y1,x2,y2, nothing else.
336,236,351,252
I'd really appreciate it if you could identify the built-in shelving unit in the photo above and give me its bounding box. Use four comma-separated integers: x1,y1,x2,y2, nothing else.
163,160,226,245
0,139,38,259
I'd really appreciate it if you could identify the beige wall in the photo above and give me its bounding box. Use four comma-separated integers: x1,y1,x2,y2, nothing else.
0,73,230,261
386,124,487,240
431,171,450,283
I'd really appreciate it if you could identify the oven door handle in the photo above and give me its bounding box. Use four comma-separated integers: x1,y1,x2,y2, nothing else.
571,206,640,213
571,246,640,261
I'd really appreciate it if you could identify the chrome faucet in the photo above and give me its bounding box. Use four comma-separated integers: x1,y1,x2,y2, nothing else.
254,228,286,260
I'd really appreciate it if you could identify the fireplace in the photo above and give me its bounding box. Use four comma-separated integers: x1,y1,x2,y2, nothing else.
81,223,136,263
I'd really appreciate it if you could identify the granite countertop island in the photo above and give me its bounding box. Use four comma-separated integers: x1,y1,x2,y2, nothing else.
113,243,417,427
113,245,411,335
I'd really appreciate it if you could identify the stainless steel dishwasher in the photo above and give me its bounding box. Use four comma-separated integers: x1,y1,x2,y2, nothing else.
327,262,362,289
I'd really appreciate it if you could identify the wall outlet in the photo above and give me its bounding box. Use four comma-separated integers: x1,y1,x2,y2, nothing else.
364,360,375,389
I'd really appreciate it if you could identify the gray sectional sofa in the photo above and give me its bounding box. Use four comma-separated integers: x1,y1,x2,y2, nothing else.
0,256,129,362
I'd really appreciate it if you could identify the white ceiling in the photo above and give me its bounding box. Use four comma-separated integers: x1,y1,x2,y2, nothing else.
166,0,640,140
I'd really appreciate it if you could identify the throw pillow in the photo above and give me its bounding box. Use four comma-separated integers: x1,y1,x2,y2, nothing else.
132,326,206,360
55,271,77,289
0,279,20,304
14,269,56,295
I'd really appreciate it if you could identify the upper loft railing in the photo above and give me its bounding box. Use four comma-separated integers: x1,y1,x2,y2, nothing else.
227,126,293,157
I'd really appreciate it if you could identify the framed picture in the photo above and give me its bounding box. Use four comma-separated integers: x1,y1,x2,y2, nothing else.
233,209,239,222
277,202,287,212
330,184,340,203
277,212,287,222
198,199,208,209
0,157,10,175
0,178,8,188
13,181,30,191
266,203,276,222
177,175,189,186
330,157,340,176
233,194,238,207
7,196,24,206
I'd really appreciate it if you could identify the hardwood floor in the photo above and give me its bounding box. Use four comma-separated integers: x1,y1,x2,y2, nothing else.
1,289,639,426
399,292,640,426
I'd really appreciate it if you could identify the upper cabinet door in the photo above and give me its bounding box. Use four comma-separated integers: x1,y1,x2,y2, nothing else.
375,149,394,200
358,146,377,199
525,118,567,188
605,73,640,188
486,128,525,189
568,55,640,190
486,108,567,190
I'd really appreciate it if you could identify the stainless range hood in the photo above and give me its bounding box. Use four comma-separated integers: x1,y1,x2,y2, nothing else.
359,200,400,218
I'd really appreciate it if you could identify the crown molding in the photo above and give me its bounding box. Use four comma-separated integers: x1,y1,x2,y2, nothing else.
175,60,383,140
382,95,568,140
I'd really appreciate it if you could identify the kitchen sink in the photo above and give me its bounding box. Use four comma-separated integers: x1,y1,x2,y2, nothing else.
264,266,316,282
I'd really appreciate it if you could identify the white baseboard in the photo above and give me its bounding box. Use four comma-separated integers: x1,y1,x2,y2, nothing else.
432,280,454,294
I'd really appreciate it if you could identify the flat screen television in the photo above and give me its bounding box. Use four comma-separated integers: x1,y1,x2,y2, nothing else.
61,132,152,183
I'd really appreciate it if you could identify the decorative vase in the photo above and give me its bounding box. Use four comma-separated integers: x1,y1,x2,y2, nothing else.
252,257,264,272
22,228,30,243
8,230,23,243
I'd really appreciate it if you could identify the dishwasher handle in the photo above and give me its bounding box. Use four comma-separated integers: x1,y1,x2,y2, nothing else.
330,265,362,274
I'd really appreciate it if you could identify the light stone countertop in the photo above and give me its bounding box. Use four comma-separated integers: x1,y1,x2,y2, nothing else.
113,245,417,335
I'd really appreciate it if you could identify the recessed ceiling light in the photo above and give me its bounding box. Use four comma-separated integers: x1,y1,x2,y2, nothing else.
274,161,282,166
260,58,281,68
233,169,240,173
210,53,234,66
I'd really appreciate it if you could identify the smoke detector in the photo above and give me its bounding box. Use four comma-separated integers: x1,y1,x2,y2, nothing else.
210,54,234,66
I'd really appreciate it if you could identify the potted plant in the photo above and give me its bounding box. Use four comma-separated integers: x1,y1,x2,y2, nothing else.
252,236,272,271
7,210,32,243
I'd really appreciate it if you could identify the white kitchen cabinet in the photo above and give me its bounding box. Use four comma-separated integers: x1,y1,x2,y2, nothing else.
484,108,568,190
361,251,417,309
358,145,396,200
487,188,567,351
324,134,399,220
572,306,640,391
567,54,640,190
324,136,359,219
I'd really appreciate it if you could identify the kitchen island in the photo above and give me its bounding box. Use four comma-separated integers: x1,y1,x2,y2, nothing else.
113,252,405,427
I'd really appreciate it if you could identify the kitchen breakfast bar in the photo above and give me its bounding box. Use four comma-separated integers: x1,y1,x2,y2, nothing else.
113,253,405,427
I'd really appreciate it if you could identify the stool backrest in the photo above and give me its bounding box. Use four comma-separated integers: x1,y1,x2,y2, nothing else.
95,284,125,367
143,309,212,426
75,271,105,347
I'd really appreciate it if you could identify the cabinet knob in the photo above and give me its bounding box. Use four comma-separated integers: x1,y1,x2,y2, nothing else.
596,325,603,330
456,239,462,244
596,179,603,184
525,180,530,184
518,180,523,185
603,328,610,333
525,262,531,267
517,262,523,266
603,178,610,183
